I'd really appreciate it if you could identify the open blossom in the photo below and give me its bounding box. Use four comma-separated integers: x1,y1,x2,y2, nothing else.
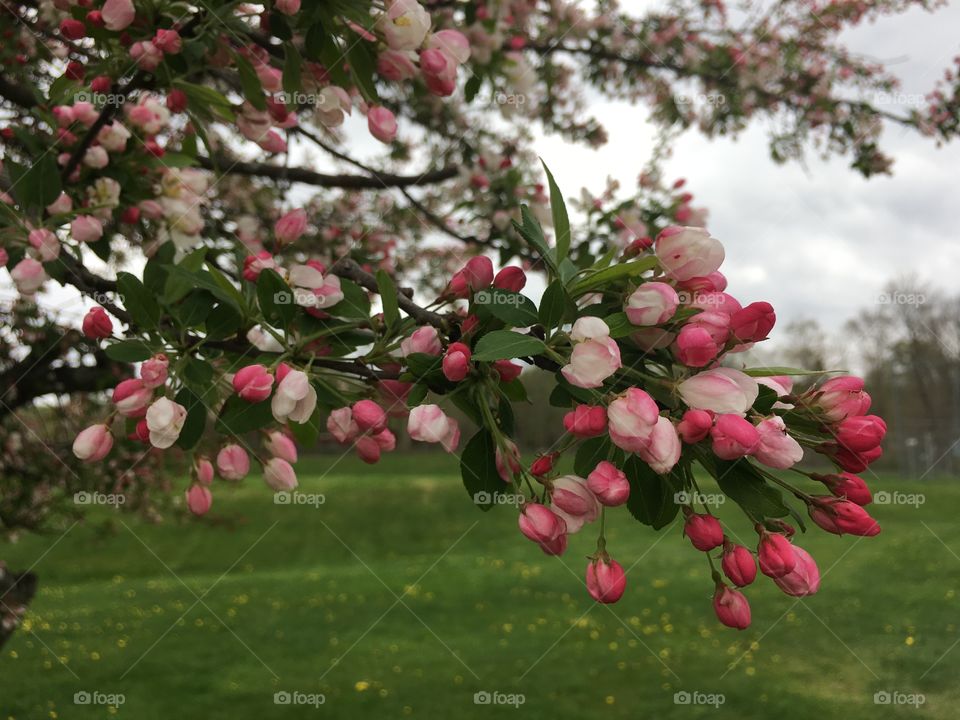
271,367,318,424
655,226,725,281
561,317,621,389
586,558,627,604
407,404,460,452
140,354,169,389
379,0,431,51
288,263,344,310
678,367,759,415
217,444,250,480
625,282,679,325
145,397,187,449
97,122,131,153
72,424,113,462
102,0,135,31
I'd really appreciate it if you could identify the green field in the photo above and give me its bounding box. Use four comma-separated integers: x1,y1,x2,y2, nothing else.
3,455,957,719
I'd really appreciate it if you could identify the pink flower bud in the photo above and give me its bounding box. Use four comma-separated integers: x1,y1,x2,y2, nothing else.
60,18,87,40
753,416,803,469
400,326,442,356
562,324,622,389
71,215,103,244
730,301,776,342
607,388,659,453
808,497,880,537
407,404,460,452
442,342,472,382
82,307,113,339
232,364,274,402
11,258,47,295
757,533,796,578
271,368,317,424
677,409,713,444
242,251,276,282
678,367,758,415
713,585,751,629
102,0,135,31
550,475,600,533
377,49,418,81
710,414,760,460
495,439,522,482
264,458,298,491
684,513,724,551
352,399,387,433
586,558,627,603
327,407,360,444
625,282,679,326
655,226,725,281
112,378,152,417
814,472,872,506
153,28,182,54
145,397,187,449
264,431,297,464
140,353,169,389
563,404,607,438
367,106,398,143
274,208,308,244
637,415,682,474
72,424,113,462
772,546,821,597
185,485,212,516
130,41,163,71
493,266,526,292
836,415,886,453
196,458,214,486
675,325,720,367
530,453,556,477
813,375,871,421
493,359,522,383
518,503,566,544
166,88,188,113
275,0,300,14
29,229,60,261
427,29,472,64
462,256,494,291
721,543,756,587
587,461,630,506
217,444,250,480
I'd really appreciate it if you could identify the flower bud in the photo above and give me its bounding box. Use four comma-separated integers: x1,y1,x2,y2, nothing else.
274,208,308,244
327,407,360,444
625,282,679,326
562,404,607,438
607,388,659,453
721,543,757,587
814,472,872,506
710,414,760,460
196,458,214,486
112,378,152,417
367,106,398,143
82,307,113,339
808,497,880,537
185,485,212,516
655,226,725,281
71,215,103,243
232,364,274,402
263,431,297,464
753,416,803,469
713,584,751,629
677,409,713,443
586,558,627,603
352,399,387,433
493,266,526,292
684,512,724,551
813,376,871,421
462,256,494,291
675,325,720,367
757,533,796,578
730,301,776,342
518,503,565,544
442,342,472,382
72,424,113,462
836,415,886,453
678,367,759,415
586,461,630,506
140,353,168,389
264,458,298,491
217,444,250,480
772,546,821,597
145,397,187,449
407,404,460,452
400,326,442,356
530,453,556,477
102,0,135,31
550,475,600,533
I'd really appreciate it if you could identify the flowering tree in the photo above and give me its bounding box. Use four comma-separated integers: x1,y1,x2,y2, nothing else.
0,0,955,638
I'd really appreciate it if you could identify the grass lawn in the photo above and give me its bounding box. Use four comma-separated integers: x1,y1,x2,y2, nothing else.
2,454,958,719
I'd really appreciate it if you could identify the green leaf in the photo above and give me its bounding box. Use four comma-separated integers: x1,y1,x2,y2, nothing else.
472,331,546,362
538,281,572,330
235,53,267,110
257,269,296,329
541,161,571,263
459,430,507,512
117,272,161,330
474,289,539,327
215,394,275,435
464,74,482,102
753,384,779,415
174,388,206,450
512,205,558,275
704,457,790,521
105,340,154,362
574,436,621,477
568,256,659,296
742,367,839,377
345,41,380,102
205,303,242,340
623,456,681,529
376,269,400,328
282,43,302,102
328,278,370,319
602,312,636,339
7,155,62,211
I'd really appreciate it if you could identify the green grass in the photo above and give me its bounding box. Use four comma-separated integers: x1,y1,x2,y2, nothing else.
3,455,959,719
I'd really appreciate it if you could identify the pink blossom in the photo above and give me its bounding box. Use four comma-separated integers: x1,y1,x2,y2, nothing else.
264,458,298,491
678,367,759,415
232,365,274,402
368,106,398,143
710,414,760,460
625,282,679,325
217,444,250,480
713,585,751,629
102,0,135,31
72,424,113,462
401,326,443,356
82,307,113,339
607,388,659,453
145,397,187,449
586,558,627,603
655,226,725,281
753,416,803,469
586,461,630,506
407,404,460,452
185,485,212,516
274,208,308,244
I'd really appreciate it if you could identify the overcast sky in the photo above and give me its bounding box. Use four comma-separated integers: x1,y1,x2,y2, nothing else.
3,1,958,349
